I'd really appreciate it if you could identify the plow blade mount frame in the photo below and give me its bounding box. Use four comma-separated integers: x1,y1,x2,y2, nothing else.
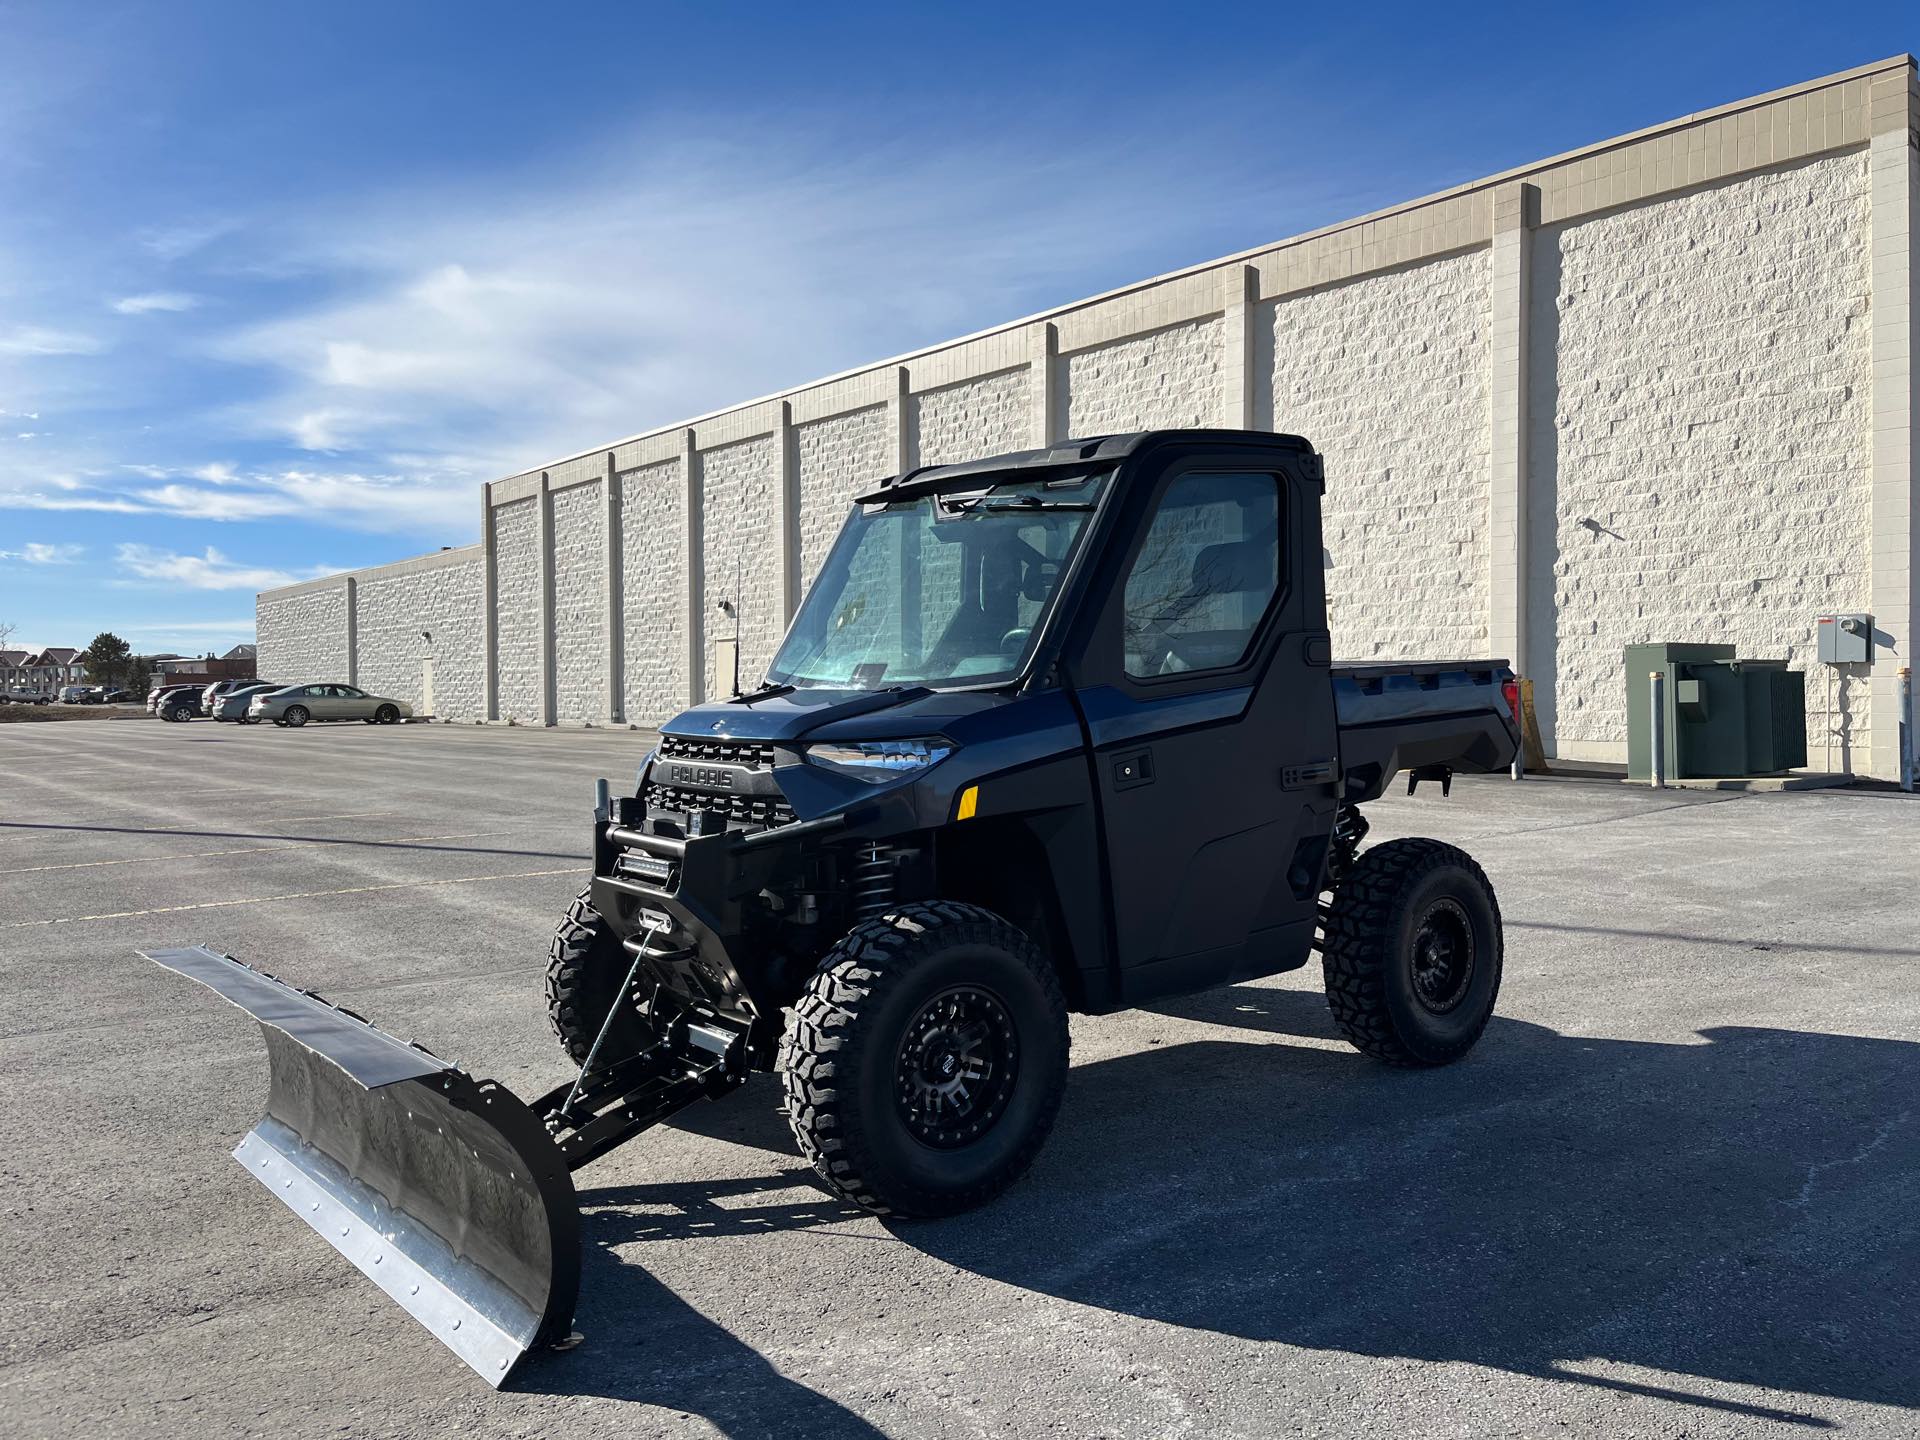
143,946,580,1388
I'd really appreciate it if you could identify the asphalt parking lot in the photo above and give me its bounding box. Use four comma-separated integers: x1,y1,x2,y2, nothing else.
1,718,1916,1439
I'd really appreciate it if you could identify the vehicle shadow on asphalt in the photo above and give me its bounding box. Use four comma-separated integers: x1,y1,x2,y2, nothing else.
527,1234,886,1438
908,984,1917,1428
520,1071,879,1433
543,985,1916,1429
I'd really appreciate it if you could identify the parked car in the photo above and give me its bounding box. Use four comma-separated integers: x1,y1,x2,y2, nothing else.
58,685,92,703
200,677,261,711
147,684,198,716
155,685,207,722
84,688,132,704
248,683,412,727
210,682,282,722
5,689,52,704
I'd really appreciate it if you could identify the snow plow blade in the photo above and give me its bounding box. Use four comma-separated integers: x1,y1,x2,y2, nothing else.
143,946,580,1388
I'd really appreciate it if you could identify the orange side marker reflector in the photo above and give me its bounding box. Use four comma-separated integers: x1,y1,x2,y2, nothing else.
956,786,979,820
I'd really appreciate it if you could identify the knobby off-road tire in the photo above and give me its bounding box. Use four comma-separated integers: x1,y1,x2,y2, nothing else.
1321,837,1503,1067
783,901,1069,1218
545,888,648,1066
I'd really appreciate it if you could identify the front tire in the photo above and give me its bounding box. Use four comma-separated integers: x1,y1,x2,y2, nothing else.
545,890,648,1065
1320,837,1503,1067
375,703,399,724
284,705,309,728
783,901,1069,1218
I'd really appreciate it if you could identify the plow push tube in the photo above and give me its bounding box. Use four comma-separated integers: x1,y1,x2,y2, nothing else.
142,946,580,1388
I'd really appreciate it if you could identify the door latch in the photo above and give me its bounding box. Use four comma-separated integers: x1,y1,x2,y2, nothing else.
1281,760,1337,790
1111,749,1154,791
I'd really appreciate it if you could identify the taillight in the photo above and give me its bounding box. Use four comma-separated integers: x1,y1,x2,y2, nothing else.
1501,679,1521,727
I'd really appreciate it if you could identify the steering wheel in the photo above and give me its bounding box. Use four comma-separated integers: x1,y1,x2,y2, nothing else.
999,627,1032,655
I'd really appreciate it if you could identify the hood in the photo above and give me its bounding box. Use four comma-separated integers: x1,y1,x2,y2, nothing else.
658,686,1008,744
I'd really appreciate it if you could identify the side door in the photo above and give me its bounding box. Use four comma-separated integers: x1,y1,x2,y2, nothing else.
1067,460,1338,1004
304,684,342,720
333,685,373,720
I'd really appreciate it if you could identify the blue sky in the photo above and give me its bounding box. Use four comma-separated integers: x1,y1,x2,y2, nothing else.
0,1,1910,654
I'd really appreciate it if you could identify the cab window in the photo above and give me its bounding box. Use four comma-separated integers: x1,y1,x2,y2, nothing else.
1121,472,1282,678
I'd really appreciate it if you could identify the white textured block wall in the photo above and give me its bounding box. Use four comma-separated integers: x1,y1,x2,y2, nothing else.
1528,151,1874,762
492,495,542,722
796,406,892,592
250,63,1914,769
699,436,782,695
619,459,687,723
550,480,607,723
1063,318,1224,436
910,370,1030,466
356,555,484,718
1267,249,1492,661
256,584,348,684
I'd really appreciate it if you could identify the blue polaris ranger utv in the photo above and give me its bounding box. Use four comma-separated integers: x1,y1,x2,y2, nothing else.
151,429,1520,1384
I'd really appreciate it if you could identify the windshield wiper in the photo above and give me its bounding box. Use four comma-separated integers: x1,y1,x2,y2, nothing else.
728,682,795,704
941,494,1096,514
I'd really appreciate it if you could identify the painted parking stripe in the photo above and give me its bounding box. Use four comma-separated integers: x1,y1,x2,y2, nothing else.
0,830,511,876
7,866,585,929
0,811,401,843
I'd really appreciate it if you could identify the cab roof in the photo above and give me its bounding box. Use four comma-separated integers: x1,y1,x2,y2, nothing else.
855,428,1317,504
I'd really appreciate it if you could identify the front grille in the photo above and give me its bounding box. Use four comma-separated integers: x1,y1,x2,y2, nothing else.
658,734,776,769
645,783,796,829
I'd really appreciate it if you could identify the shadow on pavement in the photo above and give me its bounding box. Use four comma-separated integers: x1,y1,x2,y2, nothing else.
907,986,1917,1427
520,1153,875,1435
535,984,1916,1429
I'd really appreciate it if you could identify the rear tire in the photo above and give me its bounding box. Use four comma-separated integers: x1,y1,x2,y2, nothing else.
783,901,1069,1218
1320,837,1503,1067
545,890,648,1065
162,705,191,723
284,705,309,728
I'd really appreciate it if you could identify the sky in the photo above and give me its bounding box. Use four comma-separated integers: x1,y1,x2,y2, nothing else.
0,1,1912,655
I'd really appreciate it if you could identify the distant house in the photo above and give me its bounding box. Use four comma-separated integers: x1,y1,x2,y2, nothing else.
223,643,258,661
3,646,89,698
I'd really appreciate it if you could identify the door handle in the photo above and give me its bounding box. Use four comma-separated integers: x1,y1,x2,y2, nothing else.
1111,748,1154,791
1281,759,1337,789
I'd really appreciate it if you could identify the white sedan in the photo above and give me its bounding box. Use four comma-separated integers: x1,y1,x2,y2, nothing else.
247,683,414,727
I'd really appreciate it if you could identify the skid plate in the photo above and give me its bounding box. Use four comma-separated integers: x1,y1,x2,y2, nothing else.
143,946,580,1387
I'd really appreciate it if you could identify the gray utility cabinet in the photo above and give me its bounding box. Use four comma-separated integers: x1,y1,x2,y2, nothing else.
1625,643,1808,781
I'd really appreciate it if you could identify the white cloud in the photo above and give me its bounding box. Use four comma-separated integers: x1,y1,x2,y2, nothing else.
210,124,1307,480
2,109,1335,544
111,291,200,315
0,490,149,514
134,219,240,262
0,541,83,563
115,543,333,591
0,325,103,356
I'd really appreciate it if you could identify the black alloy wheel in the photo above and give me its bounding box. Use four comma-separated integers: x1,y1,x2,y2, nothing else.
894,985,1020,1149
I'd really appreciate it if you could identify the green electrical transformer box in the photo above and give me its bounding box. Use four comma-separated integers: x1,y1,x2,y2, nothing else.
1625,644,1808,781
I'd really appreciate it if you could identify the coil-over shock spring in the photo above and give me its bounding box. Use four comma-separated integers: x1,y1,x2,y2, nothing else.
1324,803,1370,892
852,842,896,919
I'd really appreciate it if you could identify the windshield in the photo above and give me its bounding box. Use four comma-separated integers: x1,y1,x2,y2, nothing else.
766,470,1109,690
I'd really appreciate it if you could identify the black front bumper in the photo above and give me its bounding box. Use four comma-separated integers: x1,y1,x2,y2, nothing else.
590,813,844,1023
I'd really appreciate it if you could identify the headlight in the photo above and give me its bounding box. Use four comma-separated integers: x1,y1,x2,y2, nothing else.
802,737,953,783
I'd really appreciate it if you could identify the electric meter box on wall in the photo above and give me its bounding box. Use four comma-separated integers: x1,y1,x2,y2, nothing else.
1816,614,1874,666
